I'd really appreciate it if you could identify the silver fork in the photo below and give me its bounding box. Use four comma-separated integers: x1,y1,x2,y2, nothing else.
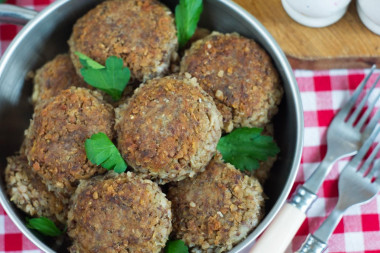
300,66,380,197
250,66,380,253
297,126,380,253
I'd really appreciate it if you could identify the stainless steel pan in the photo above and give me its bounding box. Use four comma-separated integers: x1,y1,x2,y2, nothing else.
0,1,304,252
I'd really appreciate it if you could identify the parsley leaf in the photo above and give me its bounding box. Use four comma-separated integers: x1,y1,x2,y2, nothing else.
175,0,203,48
26,217,63,237
85,132,127,173
217,127,280,172
75,52,104,70
165,240,189,253
75,52,130,101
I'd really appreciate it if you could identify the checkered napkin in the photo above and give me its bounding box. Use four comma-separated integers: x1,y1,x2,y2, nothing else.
287,69,380,253
0,1,380,253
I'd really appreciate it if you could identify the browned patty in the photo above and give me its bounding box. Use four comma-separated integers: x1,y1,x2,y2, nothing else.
31,53,135,107
5,155,67,224
180,32,283,132
115,74,222,183
68,0,178,82
68,172,172,253
24,87,114,196
32,54,88,105
168,154,265,252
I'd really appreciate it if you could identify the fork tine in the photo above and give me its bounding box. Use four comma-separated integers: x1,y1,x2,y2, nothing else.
363,105,380,137
336,66,376,120
349,125,380,168
373,160,380,184
348,68,378,125
358,142,380,176
366,158,380,181
355,75,380,130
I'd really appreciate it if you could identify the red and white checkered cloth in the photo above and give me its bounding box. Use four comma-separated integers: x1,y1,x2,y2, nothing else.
289,70,380,253
0,1,379,252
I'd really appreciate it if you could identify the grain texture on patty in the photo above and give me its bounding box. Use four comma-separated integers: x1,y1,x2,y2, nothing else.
115,74,222,183
32,54,88,105
168,154,265,252
69,0,178,82
181,32,283,132
68,172,172,253
24,87,114,196
5,155,67,224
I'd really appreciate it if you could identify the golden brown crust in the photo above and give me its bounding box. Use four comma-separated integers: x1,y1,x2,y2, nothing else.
115,74,222,183
32,54,88,105
168,154,265,252
180,32,283,132
24,87,114,196
68,0,178,82
31,53,136,108
5,156,67,224
68,172,172,253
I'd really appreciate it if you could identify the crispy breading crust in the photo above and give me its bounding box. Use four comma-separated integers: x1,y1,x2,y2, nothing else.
32,54,88,105
5,156,68,224
115,74,222,183
168,154,265,252
68,0,178,82
180,32,283,132
24,87,114,196
68,171,172,253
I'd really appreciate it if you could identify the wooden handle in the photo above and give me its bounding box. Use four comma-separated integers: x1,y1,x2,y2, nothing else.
249,203,306,253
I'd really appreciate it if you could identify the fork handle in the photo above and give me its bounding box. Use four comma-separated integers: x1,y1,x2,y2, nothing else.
297,207,345,252
249,203,307,253
249,186,317,253
296,235,327,253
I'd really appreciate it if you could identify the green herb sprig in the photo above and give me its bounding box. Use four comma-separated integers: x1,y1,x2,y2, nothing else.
175,0,203,48
165,240,189,253
75,52,130,101
217,127,280,172
85,132,127,173
26,217,63,237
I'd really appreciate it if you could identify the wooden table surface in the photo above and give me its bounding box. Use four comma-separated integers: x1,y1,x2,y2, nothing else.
234,0,380,69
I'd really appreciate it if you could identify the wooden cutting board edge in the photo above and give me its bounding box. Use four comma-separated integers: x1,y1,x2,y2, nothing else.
287,55,380,70
234,0,380,70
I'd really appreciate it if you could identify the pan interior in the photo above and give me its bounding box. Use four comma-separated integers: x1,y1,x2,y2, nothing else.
0,0,302,252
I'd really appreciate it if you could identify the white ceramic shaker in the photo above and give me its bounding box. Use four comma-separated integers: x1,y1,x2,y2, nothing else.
357,0,380,35
282,0,352,27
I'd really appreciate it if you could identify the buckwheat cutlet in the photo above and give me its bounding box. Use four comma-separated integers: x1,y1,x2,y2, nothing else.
68,0,178,83
31,54,88,105
115,74,222,184
180,32,283,132
24,87,114,196
168,154,265,252
68,171,172,253
5,155,68,224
